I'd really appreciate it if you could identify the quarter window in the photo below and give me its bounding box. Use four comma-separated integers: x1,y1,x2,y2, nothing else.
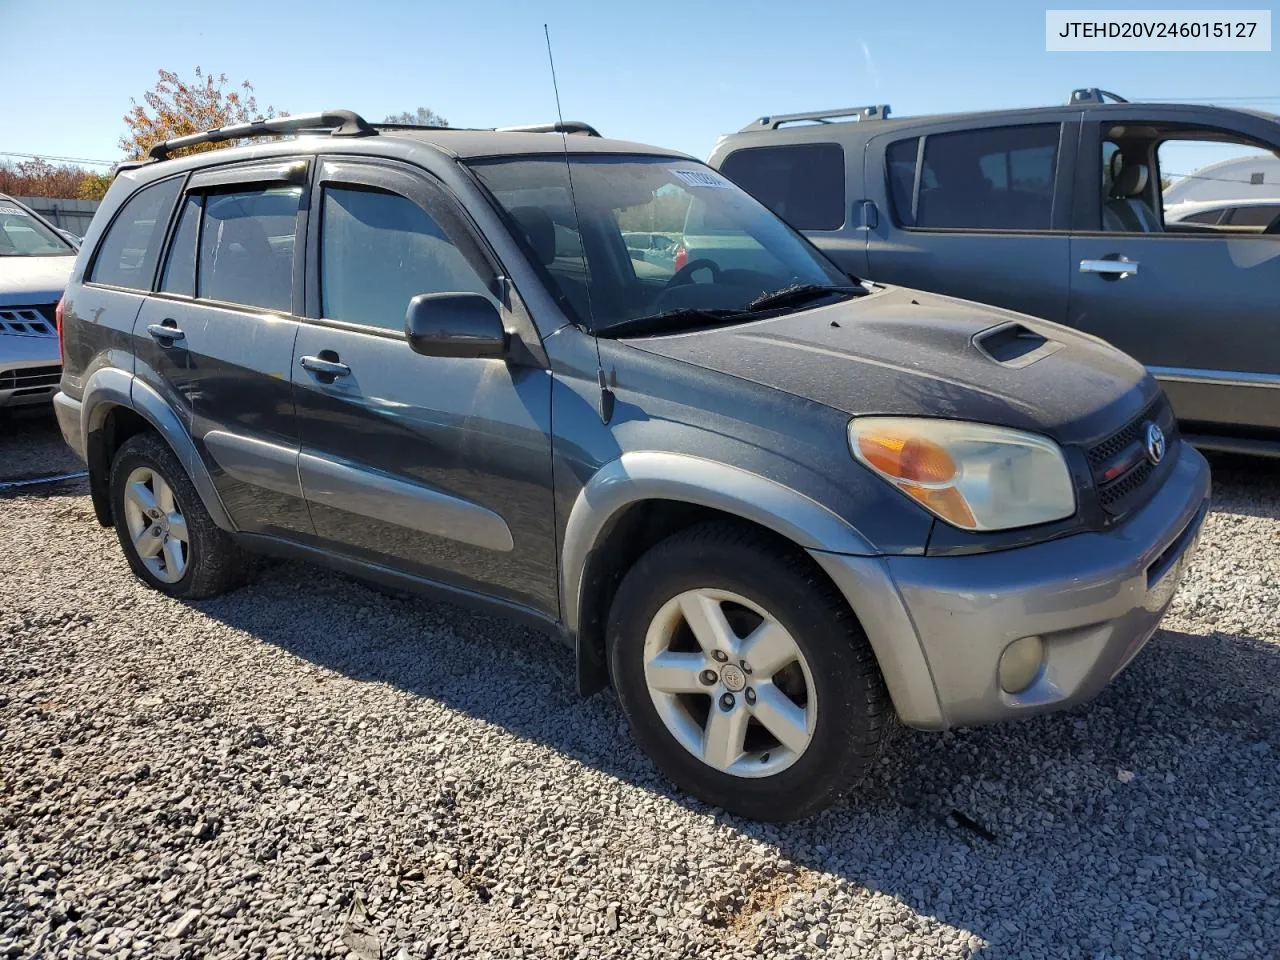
890,125,1059,231
319,185,495,332
719,143,846,231
88,178,182,290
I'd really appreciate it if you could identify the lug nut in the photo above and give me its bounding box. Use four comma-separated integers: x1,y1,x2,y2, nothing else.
711,650,728,663
739,659,753,675
151,526,162,537
745,687,756,705
719,693,735,711
699,670,717,686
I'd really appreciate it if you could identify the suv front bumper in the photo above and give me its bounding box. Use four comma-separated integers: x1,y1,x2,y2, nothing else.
812,442,1210,730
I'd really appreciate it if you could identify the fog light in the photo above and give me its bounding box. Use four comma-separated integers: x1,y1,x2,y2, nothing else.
999,635,1045,694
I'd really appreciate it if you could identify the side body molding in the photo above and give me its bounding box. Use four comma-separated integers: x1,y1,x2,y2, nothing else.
561,451,877,637
80,367,236,532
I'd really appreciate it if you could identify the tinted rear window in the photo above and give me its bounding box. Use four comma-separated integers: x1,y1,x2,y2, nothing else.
89,178,182,290
719,143,846,231
198,187,301,312
888,125,1059,231
1227,203,1280,227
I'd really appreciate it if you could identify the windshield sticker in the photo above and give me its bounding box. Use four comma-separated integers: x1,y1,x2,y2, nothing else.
669,169,731,189
0,205,29,217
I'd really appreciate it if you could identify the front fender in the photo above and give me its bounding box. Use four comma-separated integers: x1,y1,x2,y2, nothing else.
561,450,877,639
80,367,235,532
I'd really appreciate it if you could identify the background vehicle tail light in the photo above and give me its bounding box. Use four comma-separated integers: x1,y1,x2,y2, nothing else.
55,297,65,361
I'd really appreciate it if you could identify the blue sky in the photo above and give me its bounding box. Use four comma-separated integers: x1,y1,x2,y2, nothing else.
4,0,1277,167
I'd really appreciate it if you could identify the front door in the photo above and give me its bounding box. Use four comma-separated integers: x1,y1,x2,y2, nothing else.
1068,119,1280,432
291,159,558,616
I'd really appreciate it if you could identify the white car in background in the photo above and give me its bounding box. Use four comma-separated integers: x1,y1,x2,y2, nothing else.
0,194,76,409
1163,197,1280,230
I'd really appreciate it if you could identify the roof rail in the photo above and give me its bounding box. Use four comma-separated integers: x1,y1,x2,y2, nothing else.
740,105,890,132
1070,88,1129,105
495,121,602,137
147,109,375,161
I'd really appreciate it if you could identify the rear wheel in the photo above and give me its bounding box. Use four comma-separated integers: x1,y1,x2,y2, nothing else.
109,432,246,599
607,522,891,821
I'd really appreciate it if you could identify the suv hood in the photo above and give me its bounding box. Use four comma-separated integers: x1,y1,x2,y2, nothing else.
623,286,1155,446
0,255,75,306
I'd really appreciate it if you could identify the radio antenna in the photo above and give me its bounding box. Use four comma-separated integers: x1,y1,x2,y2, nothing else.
544,23,612,422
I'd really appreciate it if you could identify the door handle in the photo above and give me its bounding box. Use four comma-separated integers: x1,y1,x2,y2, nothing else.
146,322,185,343
1080,258,1139,277
299,354,351,379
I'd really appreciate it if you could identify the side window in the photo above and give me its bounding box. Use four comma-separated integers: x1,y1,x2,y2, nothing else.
160,194,201,296
885,138,920,225
88,177,182,290
198,186,302,312
915,124,1059,230
1226,203,1280,228
719,143,846,230
1177,208,1228,225
320,185,495,332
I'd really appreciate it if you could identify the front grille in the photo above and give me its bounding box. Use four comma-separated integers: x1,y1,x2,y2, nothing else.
0,364,61,397
1088,395,1178,518
0,304,58,337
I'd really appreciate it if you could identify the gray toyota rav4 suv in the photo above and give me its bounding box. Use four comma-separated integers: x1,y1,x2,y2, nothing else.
55,111,1209,821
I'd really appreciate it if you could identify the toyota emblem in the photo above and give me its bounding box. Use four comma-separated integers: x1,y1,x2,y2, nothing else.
1144,422,1166,465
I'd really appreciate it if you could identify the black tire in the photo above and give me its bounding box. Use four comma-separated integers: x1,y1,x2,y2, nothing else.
607,521,891,821
108,431,247,599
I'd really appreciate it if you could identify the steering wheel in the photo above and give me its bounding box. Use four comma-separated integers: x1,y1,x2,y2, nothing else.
666,258,721,288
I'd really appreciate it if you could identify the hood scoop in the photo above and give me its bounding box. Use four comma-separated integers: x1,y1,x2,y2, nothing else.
972,322,1063,368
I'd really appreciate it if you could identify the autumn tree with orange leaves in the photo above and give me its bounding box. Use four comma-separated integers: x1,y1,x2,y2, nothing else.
120,67,282,160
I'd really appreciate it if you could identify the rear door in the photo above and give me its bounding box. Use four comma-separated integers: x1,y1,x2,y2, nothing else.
71,175,184,385
292,158,558,615
1067,113,1280,432
865,120,1077,322
144,159,313,537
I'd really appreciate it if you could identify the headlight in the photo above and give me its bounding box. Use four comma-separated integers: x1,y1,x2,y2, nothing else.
848,417,1076,531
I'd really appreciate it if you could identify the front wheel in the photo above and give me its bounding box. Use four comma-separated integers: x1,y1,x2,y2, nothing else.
607,522,891,821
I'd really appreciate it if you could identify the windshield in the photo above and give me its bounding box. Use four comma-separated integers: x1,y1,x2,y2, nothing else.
0,200,75,257
468,155,851,333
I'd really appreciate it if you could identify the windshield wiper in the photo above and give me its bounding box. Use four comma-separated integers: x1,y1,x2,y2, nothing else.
746,283,862,313
595,307,748,339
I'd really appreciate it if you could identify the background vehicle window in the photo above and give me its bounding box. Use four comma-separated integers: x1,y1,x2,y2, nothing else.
88,178,182,289
160,195,200,296
719,143,845,230
198,186,301,312
0,201,74,257
1179,208,1228,225
916,124,1059,230
1227,203,1280,227
885,138,922,225
320,185,495,332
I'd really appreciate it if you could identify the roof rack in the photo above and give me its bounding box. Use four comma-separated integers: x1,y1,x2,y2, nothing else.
495,121,602,137
740,105,890,132
147,109,375,161
1070,88,1129,105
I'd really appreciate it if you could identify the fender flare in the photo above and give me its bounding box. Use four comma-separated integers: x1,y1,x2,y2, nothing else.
80,368,236,532
560,450,876,641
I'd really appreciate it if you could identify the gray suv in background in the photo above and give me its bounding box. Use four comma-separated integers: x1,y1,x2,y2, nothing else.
709,89,1280,457
56,110,1208,821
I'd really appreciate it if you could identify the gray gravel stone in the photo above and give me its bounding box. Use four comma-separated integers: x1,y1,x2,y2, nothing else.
2,429,1279,959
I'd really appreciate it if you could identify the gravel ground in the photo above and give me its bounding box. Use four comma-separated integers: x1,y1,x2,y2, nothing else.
2,420,1278,960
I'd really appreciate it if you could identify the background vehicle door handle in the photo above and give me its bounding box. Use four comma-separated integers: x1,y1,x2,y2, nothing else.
299,354,351,379
1080,258,1139,277
146,322,185,343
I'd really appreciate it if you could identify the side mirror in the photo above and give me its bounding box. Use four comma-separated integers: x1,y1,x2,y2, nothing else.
405,292,507,359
